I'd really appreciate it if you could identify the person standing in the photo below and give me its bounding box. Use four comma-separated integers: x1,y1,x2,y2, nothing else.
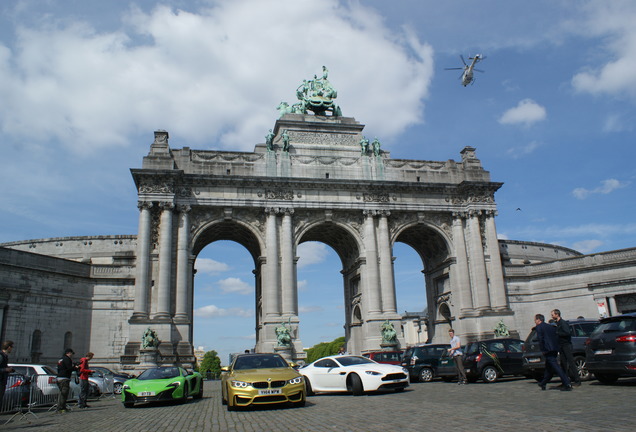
534,314,572,391
0,341,15,404
448,329,467,385
551,309,581,387
56,348,77,413
78,352,94,409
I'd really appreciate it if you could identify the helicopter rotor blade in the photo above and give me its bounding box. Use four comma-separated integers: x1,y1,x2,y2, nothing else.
460,55,468,66
474,68,485,73
445,67,463,70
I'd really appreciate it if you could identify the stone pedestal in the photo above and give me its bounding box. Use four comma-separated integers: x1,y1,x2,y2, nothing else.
380,342,399,351
139,348,160,370
274,346,293,362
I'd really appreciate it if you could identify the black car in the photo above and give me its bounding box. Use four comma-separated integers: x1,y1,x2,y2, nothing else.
444,338,525,383
400,344,449,382
522,318,600,381
585,312,636,384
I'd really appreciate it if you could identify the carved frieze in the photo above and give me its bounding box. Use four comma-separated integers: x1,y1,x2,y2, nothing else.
258,189,295,200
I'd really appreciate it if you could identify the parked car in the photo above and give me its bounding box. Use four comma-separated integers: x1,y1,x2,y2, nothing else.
400,344,449,382
221,353,304,411
122,366,203,408
522,318,599,381
362,351,403,365
91,366,133,395
300,355,409,396
438,338,525,383
585,312,636,384
9,364,59,396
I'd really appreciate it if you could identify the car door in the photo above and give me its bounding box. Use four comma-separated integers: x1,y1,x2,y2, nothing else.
310,359,346,391
504,339,524,375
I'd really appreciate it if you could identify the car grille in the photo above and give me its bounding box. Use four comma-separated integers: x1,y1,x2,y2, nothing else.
252,380,286,389
382,373,407,381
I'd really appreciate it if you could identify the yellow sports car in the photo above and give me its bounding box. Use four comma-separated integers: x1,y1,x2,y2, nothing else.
221,353,305,411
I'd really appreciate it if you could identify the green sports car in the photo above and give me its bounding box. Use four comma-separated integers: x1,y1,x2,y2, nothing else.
122,366,203,407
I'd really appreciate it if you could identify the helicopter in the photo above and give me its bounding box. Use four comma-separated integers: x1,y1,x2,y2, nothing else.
445,54,485,86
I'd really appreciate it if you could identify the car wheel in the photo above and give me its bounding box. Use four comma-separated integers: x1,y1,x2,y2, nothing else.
113,382,123,395
574,356,591,381
304,377,315,396
594,372,619,385
193,380,204,399
418,368,434,383
123,402,134,408
481,366,499,383
348,373,364,396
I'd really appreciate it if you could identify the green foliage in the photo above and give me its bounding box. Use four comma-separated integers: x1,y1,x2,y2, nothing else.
199,350,222,379
305,336,345,363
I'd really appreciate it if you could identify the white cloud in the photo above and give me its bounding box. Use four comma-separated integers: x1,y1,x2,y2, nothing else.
570,2,636,100
194,304,253,318
498,99,547,127
603,113,633,132
572,179,629,200
506,140,541,159
195,258,230,275
297,242,330,269
571,239,604,254
297,280,309,291
217,277,252,295
0,0,433,153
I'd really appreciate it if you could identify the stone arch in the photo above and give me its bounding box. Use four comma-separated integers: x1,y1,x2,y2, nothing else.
392,220,453,343
191,218,265,263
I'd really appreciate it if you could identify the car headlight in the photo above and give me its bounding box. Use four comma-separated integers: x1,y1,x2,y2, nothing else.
288,376,303,385
167,381,181,388
122,384,130,390
230,380,249,388
365,371,382,376
402,368,409,374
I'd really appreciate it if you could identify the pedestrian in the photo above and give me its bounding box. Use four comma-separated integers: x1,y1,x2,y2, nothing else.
551,309,581,387
448,329,467,385
534,314,572,391
1,341,15,405
78,352,94,408
56,348,77,413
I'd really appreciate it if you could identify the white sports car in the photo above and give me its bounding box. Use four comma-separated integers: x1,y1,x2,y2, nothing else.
300,355,409,396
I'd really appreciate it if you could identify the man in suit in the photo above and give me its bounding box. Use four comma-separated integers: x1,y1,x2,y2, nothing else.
551,309,582,386
534,314,572,391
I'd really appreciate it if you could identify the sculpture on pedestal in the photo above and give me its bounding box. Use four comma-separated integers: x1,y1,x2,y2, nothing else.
380,320,397,344
142,328,160,349
275,320,292,347
279,66,342,117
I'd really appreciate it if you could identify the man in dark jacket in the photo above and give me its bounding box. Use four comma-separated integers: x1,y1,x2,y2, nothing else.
56,348,77,413
534,314,572,391
551,309,581,386
0,341,15,405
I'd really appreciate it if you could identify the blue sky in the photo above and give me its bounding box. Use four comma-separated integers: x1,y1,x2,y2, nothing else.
1,1,635,364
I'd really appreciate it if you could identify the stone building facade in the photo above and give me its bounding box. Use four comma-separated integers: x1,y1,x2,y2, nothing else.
1,114,635,369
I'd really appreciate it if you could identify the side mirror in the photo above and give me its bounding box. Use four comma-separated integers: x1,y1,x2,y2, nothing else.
221,366,229,372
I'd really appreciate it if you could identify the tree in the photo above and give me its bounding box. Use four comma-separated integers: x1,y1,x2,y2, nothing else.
305,336,345,363
199,350,222,379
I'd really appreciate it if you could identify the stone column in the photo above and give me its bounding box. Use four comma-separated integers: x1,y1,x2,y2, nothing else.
451,213,473,313
281,209,297,316
264,208,281,317
484,211,508,310
363,210,382,314
377,211,397,313
133,201,153,319
467,211,490,310
174,205,191,322
155,202,174,320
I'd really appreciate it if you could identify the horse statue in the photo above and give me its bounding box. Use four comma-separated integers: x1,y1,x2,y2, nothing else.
276,101,294,118
380,320,397,344
275,318,293,347
141,327,160,349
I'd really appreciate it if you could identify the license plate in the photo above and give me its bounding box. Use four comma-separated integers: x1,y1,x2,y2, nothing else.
139,391,155,396
528,358,541,363
258,389,281,395
595,349,612,355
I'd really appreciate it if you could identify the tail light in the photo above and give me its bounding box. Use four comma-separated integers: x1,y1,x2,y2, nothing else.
585,338,591,346
475,354,482,362
616,335,636,343
49,376,57,384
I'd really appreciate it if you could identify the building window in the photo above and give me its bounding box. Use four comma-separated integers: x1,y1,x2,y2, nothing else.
31,330,42,363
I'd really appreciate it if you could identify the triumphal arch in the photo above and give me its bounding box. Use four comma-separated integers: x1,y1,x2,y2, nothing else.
126,69,512,363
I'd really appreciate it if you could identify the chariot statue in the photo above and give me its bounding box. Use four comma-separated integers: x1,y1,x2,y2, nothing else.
278,66,342,118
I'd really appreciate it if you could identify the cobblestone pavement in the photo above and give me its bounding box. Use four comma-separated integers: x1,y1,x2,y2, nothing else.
2,377,634,432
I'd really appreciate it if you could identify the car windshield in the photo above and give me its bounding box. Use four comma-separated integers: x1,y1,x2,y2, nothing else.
137,367,181,380
593,317,636,335
336,356,375,366
233,355,288,370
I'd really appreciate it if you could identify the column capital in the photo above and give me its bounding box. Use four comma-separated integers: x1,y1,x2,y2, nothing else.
159,202,175,210
363,209,378,217
281,207,295,216
484,209,498,217
378,210,391,217
265,207,281,215
452,211,467,220
177,204,191,213
137,201,154,211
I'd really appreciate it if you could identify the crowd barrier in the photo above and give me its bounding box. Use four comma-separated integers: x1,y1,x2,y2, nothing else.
1,372,115,424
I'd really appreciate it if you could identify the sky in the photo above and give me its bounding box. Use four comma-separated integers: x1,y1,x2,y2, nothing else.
1,0,635,364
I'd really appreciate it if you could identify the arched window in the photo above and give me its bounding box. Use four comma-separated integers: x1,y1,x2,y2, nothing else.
31,330,42,363
64,331,73,351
